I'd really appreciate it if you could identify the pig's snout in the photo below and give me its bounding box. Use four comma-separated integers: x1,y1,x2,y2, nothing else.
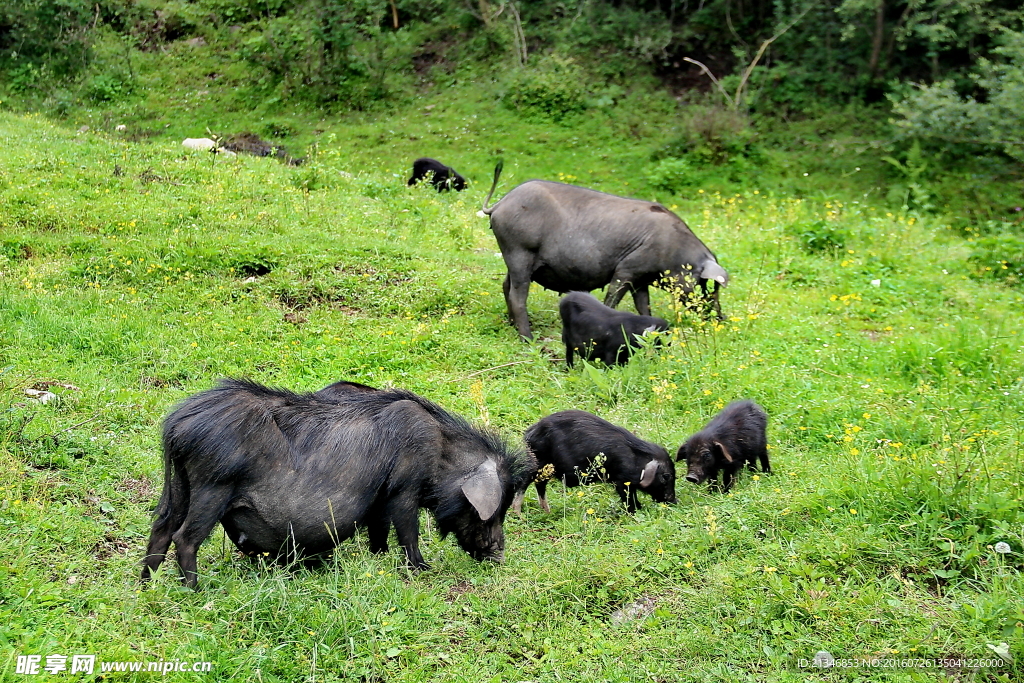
685,473,701,484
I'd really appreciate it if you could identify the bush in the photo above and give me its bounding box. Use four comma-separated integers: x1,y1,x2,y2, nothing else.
890,31,1024,163
0,0,96,78
85,71,133,102
969,233,1024,286
657,105,759,166
788,219,850,254
239,0,412,109
645,157,700,193
503,54,586,122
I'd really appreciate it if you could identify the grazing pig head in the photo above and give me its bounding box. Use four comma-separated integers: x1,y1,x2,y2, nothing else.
445,457,508,563
680,439,732,484
637,458,677,504
462,459,502,520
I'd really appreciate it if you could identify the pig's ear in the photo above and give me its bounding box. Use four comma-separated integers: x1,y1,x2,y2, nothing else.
462,459,502,521
639,460,659,488
713,441,734,463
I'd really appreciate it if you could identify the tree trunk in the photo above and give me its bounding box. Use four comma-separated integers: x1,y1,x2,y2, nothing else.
868,0,885,80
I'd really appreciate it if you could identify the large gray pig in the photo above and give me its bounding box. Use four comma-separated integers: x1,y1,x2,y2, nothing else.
141,379,532,588
480,162,728,339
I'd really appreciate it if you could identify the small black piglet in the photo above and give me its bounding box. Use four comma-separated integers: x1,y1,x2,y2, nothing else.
408,157,466,192
677,400,769,492
520,410,676,513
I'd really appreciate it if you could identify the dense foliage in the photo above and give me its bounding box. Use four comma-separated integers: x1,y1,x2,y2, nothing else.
3,0,1023,109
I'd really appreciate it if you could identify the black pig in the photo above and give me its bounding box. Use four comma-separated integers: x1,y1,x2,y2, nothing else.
677,400,769,492
313,380,378,400
408,157,466,192
560,291,668,367
141,379,531,588
519,410,676,513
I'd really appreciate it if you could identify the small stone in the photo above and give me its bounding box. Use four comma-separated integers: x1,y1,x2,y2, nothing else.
812,650,835,667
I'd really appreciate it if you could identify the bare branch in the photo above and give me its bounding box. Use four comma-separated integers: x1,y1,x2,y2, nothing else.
734,3,816,108
682,57,733,109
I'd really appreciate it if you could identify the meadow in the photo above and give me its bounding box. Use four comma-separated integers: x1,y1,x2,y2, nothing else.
1,85,1023,682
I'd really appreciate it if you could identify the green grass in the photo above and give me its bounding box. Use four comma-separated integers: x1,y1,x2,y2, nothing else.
1,92,1023,683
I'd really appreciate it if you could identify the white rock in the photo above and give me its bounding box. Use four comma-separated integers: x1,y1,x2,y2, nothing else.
24,388,58,404
182,137,216,151
812,651,835,667
870,279,881,287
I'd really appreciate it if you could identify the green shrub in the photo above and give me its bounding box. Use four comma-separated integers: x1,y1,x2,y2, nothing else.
239,0,411,109
788,219,850,254
645,157,701,193
85,70,133,102
0,0,96,77
890,31,1024,163
969,232,1024,285
657,105,757,165
0,239,34,260
503,55,586,122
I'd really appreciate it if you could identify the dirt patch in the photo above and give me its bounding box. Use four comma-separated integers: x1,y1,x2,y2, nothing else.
335,264,411,286
276,289,348,311
445,580,474,602
140,374,186,389
137,167,182,185
125,129,165,143
222,132,303,166
117,475,155,504
92,533,133,561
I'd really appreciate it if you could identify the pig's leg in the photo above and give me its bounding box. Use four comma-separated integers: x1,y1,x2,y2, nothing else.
170,484,234,588
758,447,772,474
366,512,391,554
604,278,632,311
631,285,651,317
535,480,550,513
511,490,525,514
721,470,734,493
389,495,428,570
502,260,534,340
141,470,189,581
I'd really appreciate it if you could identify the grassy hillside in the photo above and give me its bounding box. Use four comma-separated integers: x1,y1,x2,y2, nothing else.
1,94,1023,682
